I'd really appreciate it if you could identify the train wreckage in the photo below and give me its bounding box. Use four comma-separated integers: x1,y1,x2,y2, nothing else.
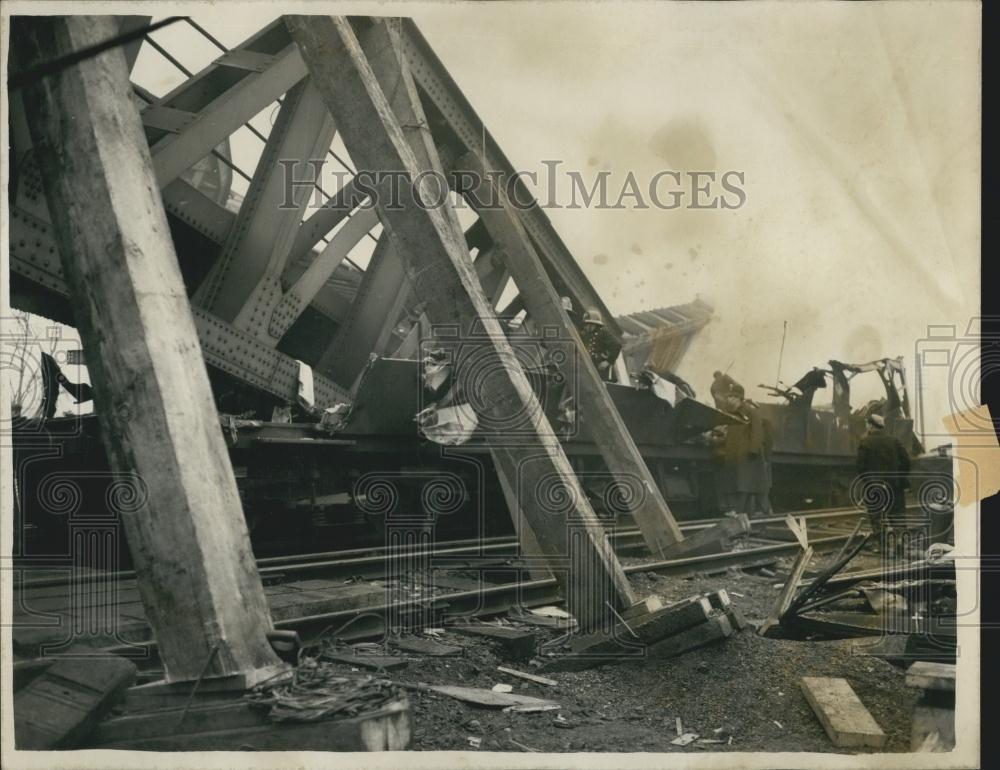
6,12,959,756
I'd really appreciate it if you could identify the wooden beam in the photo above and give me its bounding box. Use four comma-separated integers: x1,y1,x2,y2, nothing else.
286,15,635,628
800,677,887,748
397,19,623,344
15,15,288,686
452,152,684,556
496,463,553,582
759,545,814,637
312,17,446,386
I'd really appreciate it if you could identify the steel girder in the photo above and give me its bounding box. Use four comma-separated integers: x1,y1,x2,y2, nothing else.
8,199,349,407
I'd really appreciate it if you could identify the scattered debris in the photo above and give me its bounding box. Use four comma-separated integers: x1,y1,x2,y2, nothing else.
466,735,481,748
800,676,887,748
675,717,683,735
246,665,401,723
491,683,513,693
671,732,698,746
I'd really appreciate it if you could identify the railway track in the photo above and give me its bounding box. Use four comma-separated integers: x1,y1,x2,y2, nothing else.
20,505,882,670
94,527,871,671
18,505,874,591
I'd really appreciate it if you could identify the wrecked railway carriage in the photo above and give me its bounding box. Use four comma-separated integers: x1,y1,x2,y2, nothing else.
14,317,951,559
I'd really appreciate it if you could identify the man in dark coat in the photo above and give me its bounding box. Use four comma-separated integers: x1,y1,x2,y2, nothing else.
856,413,910,549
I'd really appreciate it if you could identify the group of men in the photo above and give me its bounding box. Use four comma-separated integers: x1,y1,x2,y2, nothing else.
710,370,911,551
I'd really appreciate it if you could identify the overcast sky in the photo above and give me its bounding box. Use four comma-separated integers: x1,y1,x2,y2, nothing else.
22,2,982,440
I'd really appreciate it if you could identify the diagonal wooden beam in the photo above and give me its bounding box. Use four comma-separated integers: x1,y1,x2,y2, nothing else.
397,19,623,345
14,15,288,686
286,15,635,628
451,152,685,555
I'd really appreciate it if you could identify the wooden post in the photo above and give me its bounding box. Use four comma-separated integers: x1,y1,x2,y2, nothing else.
286,15,635,628
14,16,287,686
451,151,685,557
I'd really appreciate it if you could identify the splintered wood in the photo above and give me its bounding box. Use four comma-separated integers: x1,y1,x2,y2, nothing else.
759,545,813,636
800,677,886,748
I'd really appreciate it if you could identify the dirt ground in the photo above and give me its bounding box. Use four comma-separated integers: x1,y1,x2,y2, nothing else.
327,549,920,754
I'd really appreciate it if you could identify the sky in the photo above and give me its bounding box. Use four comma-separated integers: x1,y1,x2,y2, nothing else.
11,2,982,442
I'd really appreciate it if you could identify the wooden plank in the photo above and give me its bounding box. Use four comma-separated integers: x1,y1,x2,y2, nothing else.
759,545,814,637
496,461,553,581
800,676,887,748
567,596,713,654
286,15,636,629
646,614,734,660
452,151,684,558
906,661,956,692
621,596,664,621
496,666,558,687
15,657,136,749
450,624,537,660
548,612,732,672
419,685,558,710
13,16,288,685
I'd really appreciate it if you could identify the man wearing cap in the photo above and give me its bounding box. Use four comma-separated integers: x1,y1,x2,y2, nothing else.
579,308,617,381
856,412,911,553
